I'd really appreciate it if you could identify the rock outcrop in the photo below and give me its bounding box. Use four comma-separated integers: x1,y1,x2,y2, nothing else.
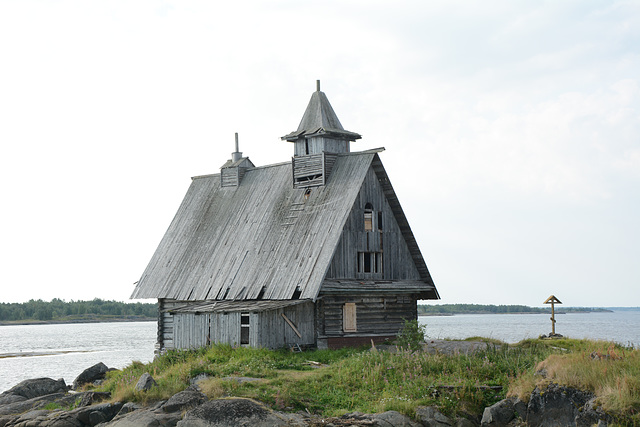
480,384,613,426
0,372,618,427
73,362,110,390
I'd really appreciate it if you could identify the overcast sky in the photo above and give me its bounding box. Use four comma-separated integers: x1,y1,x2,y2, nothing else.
1,1,638,307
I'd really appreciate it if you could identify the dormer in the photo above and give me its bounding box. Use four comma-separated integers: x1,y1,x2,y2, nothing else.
282,81,361,188
220,133,254,187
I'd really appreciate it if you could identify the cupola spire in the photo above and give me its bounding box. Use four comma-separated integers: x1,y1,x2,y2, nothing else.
281,80,361,149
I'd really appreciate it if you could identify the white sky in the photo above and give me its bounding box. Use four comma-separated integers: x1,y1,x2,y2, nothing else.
1,1,638,307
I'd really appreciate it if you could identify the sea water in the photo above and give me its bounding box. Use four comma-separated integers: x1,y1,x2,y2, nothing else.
419,310,640,346
1,311,639,394
0,321,156,393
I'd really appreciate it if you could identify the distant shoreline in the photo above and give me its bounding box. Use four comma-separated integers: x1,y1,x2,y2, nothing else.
419,309,615,316
0,316,156,326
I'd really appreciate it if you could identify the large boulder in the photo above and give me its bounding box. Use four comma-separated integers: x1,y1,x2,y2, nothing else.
73,362,110,390
177,398,290,427
162,386,207,413
481,397,526,426
1,377,67,400
526,384,595,426
135,373,157,392
415,406,454,426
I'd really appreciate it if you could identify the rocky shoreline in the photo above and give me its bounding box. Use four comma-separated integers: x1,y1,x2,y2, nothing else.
0,361,615,427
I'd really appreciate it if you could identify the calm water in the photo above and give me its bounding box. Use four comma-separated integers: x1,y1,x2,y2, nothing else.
1,312,639,394
419,310,640,346
0,322,156,393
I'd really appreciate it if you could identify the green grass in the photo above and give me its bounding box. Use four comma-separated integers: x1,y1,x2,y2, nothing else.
96,339,640,423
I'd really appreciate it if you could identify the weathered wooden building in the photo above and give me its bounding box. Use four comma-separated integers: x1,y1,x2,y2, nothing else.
131,82,440,350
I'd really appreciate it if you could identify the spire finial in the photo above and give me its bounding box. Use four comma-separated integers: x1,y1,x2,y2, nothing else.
316,80,320,92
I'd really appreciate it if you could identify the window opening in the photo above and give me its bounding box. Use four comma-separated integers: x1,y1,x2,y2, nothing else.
305,140,310,155
292,286,302,300
364,203,373,231
377,211,383,231
363,252,372,272
240,313,250,345
257,286,266,300
357,252,383,274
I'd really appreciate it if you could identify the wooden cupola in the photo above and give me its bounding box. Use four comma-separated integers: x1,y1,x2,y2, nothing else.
220,133,254,187
282,81,361,188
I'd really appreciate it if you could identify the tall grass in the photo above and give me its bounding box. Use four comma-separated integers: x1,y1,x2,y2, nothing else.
96,339,639,421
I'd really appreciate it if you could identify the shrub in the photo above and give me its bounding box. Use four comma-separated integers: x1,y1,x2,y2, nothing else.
396,319,426,351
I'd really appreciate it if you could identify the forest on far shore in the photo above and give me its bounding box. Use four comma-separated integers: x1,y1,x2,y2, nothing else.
417,303,612,315
0,298,157,322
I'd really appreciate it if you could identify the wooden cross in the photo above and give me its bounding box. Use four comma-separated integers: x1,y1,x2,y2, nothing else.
543,295,562,335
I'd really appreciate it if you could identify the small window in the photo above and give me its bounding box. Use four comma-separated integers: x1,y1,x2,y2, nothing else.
240,313,250,345
377,211,383,231
357,252,383,274
364,203,373,231
343,303,357,332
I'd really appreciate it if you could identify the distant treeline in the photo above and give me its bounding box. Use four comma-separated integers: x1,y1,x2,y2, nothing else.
0,298,157,322
417,304,611,315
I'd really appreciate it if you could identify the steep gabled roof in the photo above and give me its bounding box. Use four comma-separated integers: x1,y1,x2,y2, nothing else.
132,151,377,301
281,88,361,142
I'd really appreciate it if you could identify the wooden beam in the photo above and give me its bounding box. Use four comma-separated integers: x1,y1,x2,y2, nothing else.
281,313,302,338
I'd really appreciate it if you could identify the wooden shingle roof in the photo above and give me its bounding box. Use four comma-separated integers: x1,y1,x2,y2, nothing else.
131,149,437,302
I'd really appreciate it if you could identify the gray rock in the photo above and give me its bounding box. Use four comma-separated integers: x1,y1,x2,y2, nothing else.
415,406,453,426
134,373,157,392
526,383,595,426
1,378,68,400
73,362,110,390
177,398,289,427
0,392,67,415
102,409,181,427
371,410,421,426
115,402,142,416
575,397,613,426
481,398,517,426
69,401,123,426
78,391,111,407
454,418,478,427
162,387,207,413
0,394,26,406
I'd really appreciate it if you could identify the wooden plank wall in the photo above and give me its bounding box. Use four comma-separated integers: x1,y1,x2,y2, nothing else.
221,168,239,187
293,137,349,156
326,166,421,280
160,301,315,350
318,295,417,338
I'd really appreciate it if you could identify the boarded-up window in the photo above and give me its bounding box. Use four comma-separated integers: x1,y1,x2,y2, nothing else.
241,313,250,345
343,303,357,332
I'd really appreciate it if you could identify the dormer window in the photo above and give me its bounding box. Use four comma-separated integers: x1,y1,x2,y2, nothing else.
364,203,373,232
